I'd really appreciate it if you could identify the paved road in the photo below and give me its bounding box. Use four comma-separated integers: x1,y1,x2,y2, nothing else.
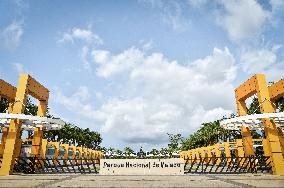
0,174,284,187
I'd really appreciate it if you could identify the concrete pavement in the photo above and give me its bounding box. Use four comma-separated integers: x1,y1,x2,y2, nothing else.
0,174,284,187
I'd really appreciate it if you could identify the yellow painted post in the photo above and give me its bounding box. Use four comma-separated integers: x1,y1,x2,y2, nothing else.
70,146,76,165
188,150,192,163
256,75,284,175
214,144,222,165
31,127,43,157
241,127,255,156
207,146,214,164
48,142,59,166
83,148,88,164
88,149,93,163
224,142,231,166
235,77,256,157
14,139,22,159
236,139,245,157
277,128,284,157
31,100,48,157
262,139,270,157
200,147,205,159
0,128,9,157
40,139,47,159
179,151,184,160
60,144,69,164
237,99,255,156
77,147,82,165
0,75,29,176
193,149,197,161
262,138,271,166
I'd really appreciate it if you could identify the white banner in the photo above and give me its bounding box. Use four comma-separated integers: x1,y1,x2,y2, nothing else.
100,158,184,175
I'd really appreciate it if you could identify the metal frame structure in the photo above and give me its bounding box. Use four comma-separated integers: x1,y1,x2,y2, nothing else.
0,74,104,176
234,74,284,175
0,79,17,158
181,74,284,175
0,74,49,175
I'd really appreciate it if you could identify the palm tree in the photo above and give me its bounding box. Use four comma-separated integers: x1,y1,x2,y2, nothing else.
124,147,134,157
149,148,159,157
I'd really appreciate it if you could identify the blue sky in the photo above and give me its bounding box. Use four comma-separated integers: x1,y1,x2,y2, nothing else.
0,0,284,150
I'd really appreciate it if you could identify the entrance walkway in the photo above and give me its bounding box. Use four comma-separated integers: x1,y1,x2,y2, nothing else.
0,174,284,187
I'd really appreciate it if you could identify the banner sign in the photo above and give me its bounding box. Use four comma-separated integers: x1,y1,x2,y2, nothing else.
100,158,184,175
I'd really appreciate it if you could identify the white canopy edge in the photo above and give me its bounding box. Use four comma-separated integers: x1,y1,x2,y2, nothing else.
220,112,284,131
0,113,65,131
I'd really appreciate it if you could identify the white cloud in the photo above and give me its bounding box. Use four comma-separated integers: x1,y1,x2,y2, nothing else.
140,1,190,32
217,0,271,41
140,40,154,51
92,47,144,78
80,46,91,70
54,87,105,121
58,27,103,70
241,44,284,81
58,27,103,45
56,46,237,148
162,2,190,32
0,22,23,50
270,0,284,12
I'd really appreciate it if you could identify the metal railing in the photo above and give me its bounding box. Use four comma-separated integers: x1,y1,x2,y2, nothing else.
13,157,100,174
184,156,272,174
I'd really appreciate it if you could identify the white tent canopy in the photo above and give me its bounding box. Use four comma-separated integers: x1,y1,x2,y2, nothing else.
0,113,65,131
220,112,284,131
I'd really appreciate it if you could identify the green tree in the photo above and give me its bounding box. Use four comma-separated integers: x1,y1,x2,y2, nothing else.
167,133,182,151
247,97,261,115
149,148,159,156
275,97,284,112
124,147,134,157
159,148,169,158
0,97,9,113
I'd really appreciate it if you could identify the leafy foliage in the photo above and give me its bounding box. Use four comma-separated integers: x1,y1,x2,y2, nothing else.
43,124,102,149
275,97,284,112
0,97,9,113
0,96,102,149
124,147,135,156
181,121,242,150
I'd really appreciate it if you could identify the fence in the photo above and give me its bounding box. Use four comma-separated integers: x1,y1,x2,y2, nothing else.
184,156,272,174
12,157,100,174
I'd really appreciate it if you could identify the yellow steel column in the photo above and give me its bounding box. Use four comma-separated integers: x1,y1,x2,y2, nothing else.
207,146,214,164
0,75,29,176
277,128,284,157
70,146,76,165
200,147,205,159
77,147,82,165
262,138,271,166
256,74,284,175
224,142,231,166
40,139,47,159
49,142,59,166
61,144,69,165
88,149,92,163
83,148,88,164
214,144,222,165
31,100,48,157
236,139,245,157
237,100,255,156
31,127,43,156
207,147,212,163
0,128,9,157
